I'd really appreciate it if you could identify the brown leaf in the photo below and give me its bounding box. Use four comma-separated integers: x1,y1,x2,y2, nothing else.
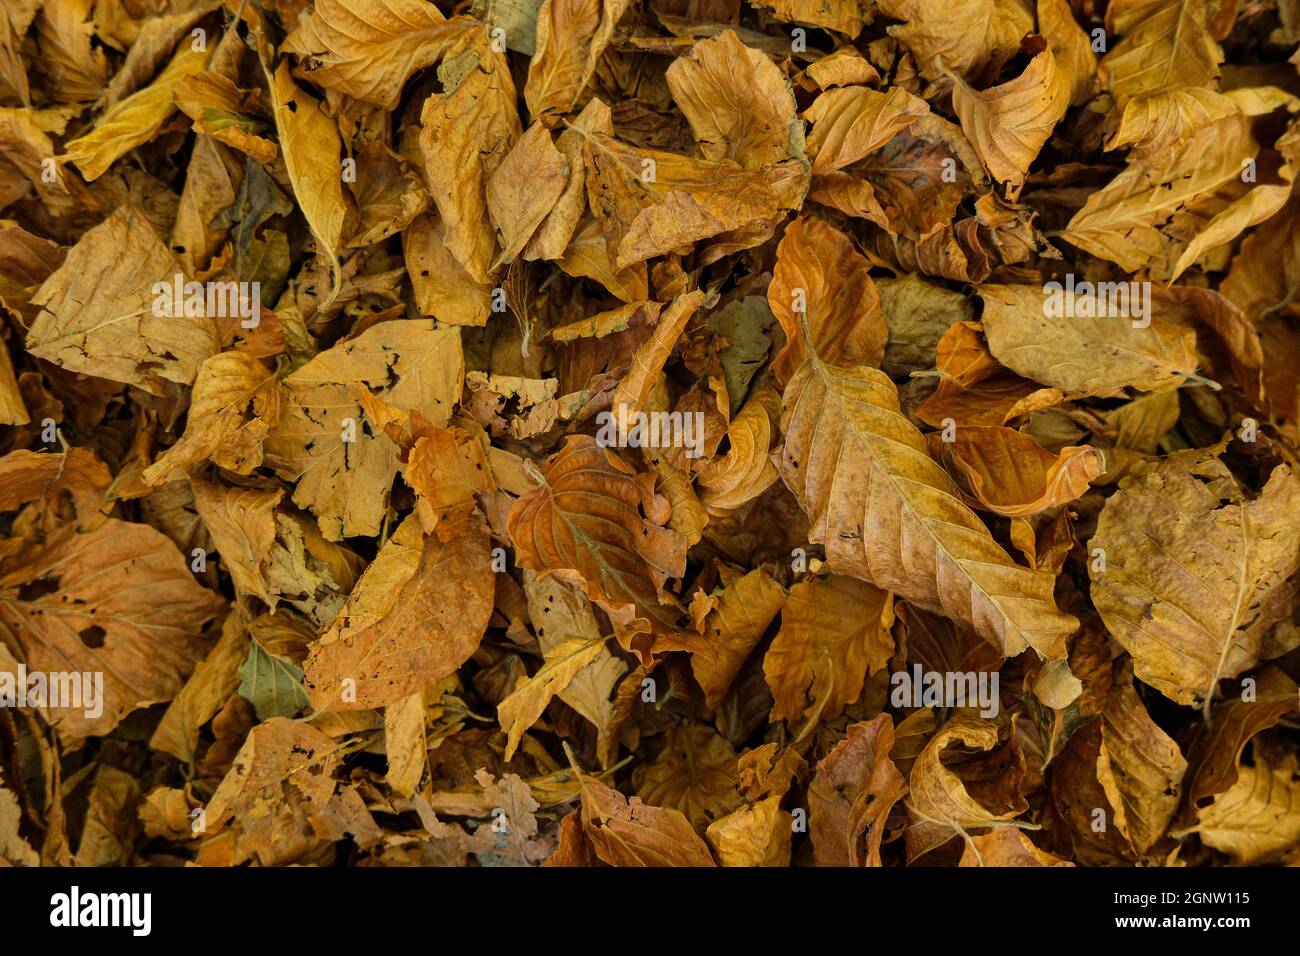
304,509,495,710
0,518,225,744
767,216,888,383
507,436,689,653
578,773,717,866
764,573,893,737
808,714,908,866
927,425,1101,517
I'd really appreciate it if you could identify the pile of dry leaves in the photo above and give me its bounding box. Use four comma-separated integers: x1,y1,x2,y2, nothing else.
1,0,1299,869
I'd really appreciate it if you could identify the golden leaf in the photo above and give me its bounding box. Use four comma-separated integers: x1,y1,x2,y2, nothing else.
666,30,807,173
419,30,521,283
499,635,611,760
877,0,1032,81
704,795,791,867
749,0,869,35
1192,744,1300,864
283,0,476,109
632,723,741,829
803,85,929,176
523,571,627,763
264,320,463,540
1097,674,1188,853
777,351,1079,665
905,715,1029,860
951,38,1070,193
143,351,281,486
980,283,1199,395
149,612,249,766
1099,0,1223,104
190,478,281,605
1037,0,1096,105
1062,113,1289,281
1104,87,1238,165
957,828,1073,866
487,121,568,266
525,0,631,117
64,44,208,182
27,205,220,392
264,62,351,295
696,382,780,515
690,567,786,710
1090,453,1300,710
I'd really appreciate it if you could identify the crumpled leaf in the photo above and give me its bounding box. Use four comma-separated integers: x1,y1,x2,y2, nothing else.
808,714,907,866
927,424,1101,517
264,319,463,540
950,37,1069,194
304,509,495,711
1090,452,1300,710
764,573,893,738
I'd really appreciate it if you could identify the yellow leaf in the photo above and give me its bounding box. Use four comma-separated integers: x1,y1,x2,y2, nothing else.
64,43,208,181
1193,745,1300,864
27,205,220,392
951,38,1070,193
499,635,610,759
1089,453,1300,710
705,795,791,867
283,0,477,109
525,0,631,117
979,283,1199,395
777,351,1079,665
264,62,350,296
